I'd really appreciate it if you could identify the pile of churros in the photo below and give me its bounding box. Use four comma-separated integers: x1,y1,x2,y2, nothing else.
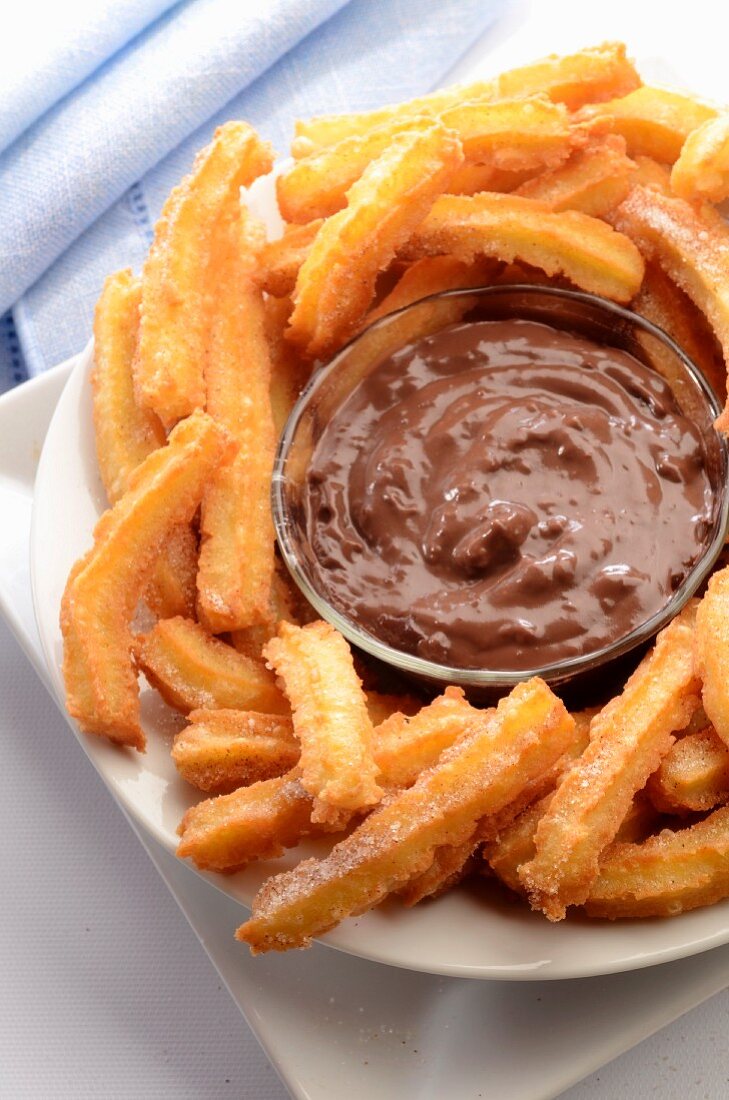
60,42,729,953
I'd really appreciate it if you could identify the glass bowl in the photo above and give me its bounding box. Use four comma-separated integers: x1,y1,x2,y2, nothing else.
272,285,729,703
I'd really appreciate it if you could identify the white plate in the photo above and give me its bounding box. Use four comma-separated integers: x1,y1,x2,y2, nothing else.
28,25,729,981
31,338,729,982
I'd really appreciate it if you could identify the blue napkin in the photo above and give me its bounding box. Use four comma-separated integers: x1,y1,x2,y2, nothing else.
0,0,178,154
1,0,504,391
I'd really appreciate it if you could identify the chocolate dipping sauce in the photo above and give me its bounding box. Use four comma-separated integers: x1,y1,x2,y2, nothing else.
304,318,715,671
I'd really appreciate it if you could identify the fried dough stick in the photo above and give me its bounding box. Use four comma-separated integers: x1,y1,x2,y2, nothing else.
342,276,490,387
136,616,287,715
578,86,715,163
263,295,311,438
486,40,639,110
236,678,573,953
92,271,164,498
585,806,729,918
135,123,273,425
520,614,699,920
486,791,661,895
369,694,483,789
400,707,595,906
257,221,323,299
612,186,729,427
173,691,419,794
229,563,313,661
362,691,421,728
362,255,499,329
446,163,534,197
287,121,464,360
400,842,479,904
647,726,729,814
197,204,276,632
405,192,644,302
631,156,672,193
441,95,574,169
672,114,729,203
146,558,319,701
143,526,199,621
92,269,198,619
513,135,636,217
696,566,729,748
264,621,382,823
293,42,639,153
399,768,555,908
280,100,572,224
485,793,553,895
631,260,727,405
177,687,477,871
172,710,299,794
61,411,232,750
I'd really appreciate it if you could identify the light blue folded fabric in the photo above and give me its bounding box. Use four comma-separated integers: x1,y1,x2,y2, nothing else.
0,0,349,318
0,0,178,155
1,0,504,392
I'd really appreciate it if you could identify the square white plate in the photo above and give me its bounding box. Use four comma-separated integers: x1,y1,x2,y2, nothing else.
4,0,729,1091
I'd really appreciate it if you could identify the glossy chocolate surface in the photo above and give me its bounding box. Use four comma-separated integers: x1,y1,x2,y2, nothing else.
304,319,714,671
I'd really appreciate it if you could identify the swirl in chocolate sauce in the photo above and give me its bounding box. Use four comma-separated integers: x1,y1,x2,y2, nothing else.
304,318,715,671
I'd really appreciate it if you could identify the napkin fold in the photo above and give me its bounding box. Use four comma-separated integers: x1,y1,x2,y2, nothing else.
0,0,178,154
0,0,349,317
1,0,504,390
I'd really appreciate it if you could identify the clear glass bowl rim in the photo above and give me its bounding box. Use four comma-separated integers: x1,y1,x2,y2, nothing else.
271,284,729,688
